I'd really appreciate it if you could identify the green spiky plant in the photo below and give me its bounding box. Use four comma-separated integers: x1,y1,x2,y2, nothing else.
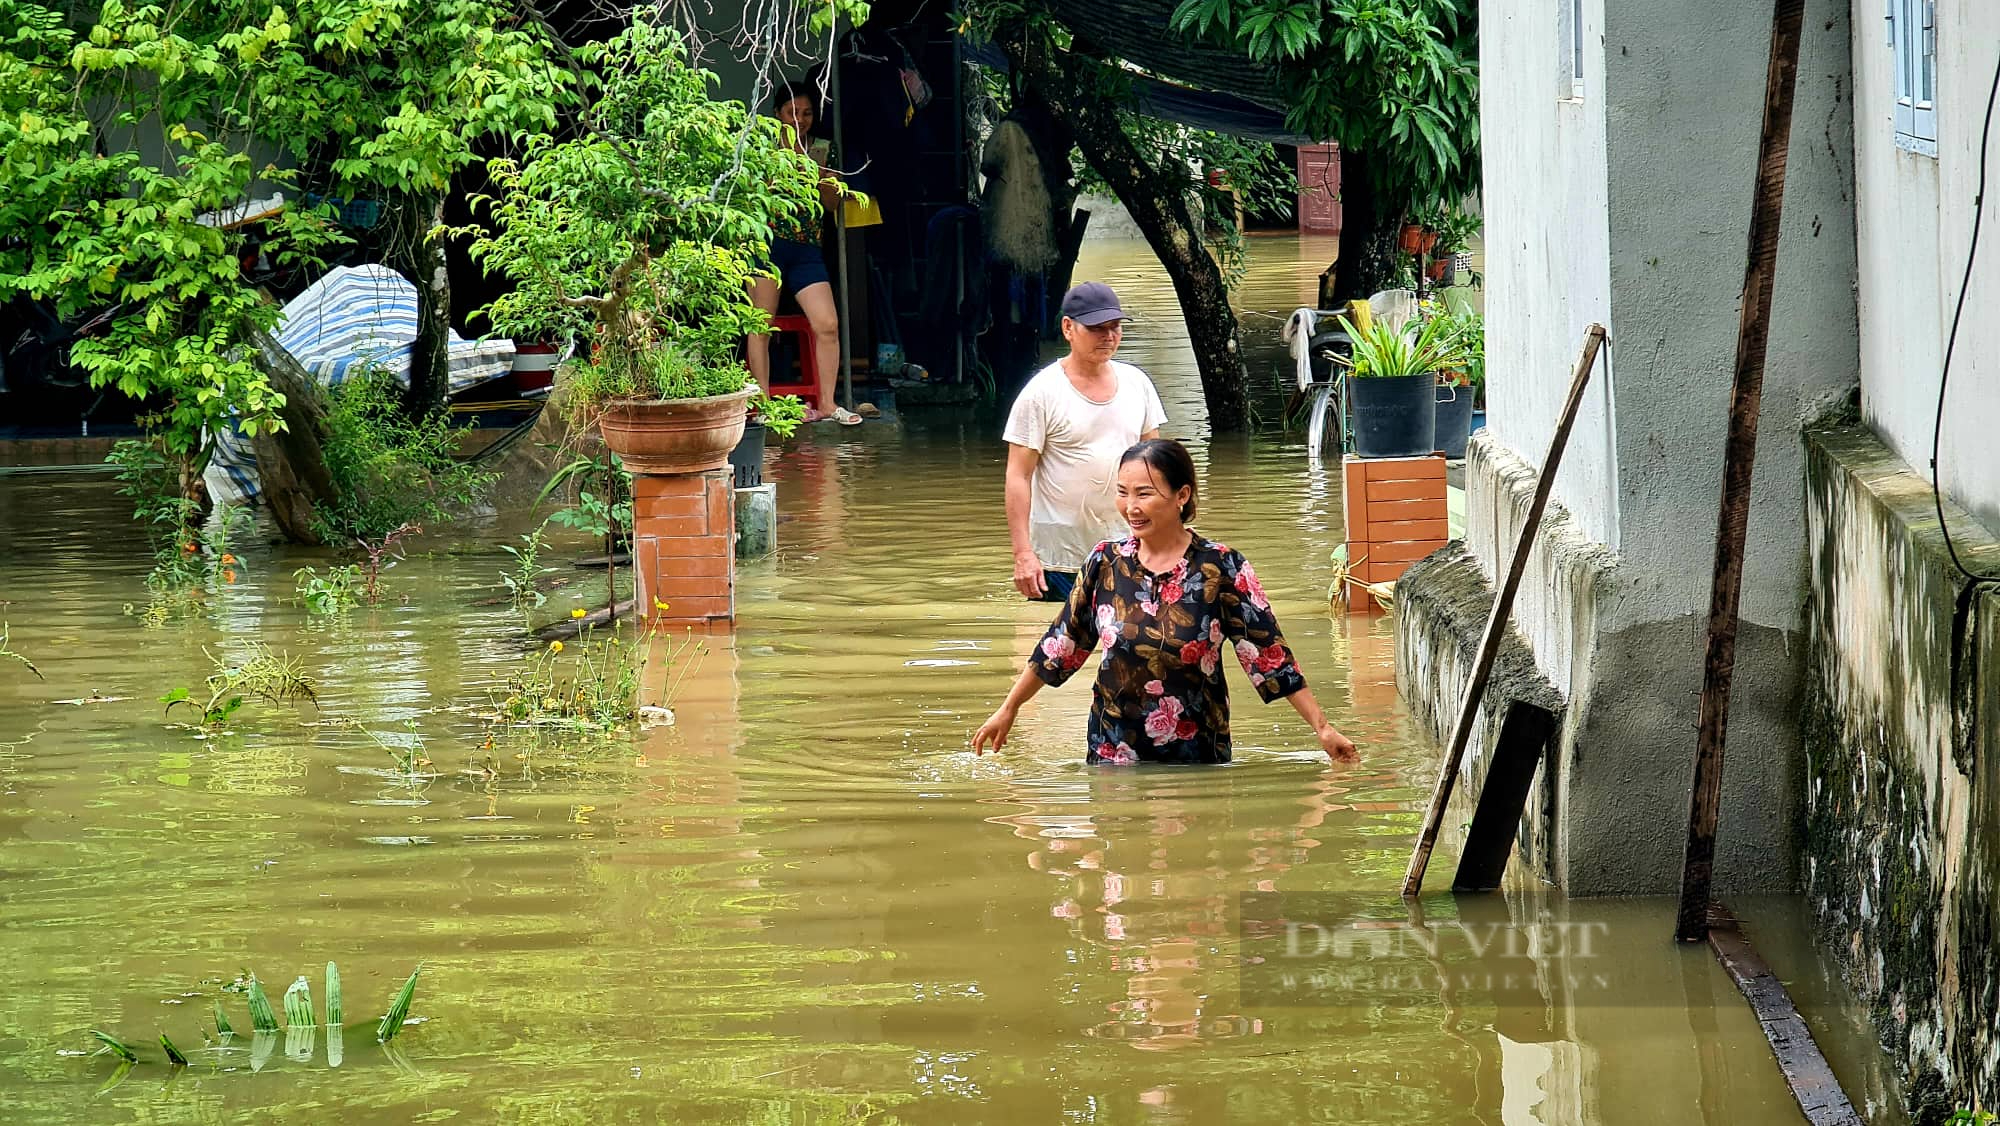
1333,311,1471,380
376,967,421,1043
84,960,418,1069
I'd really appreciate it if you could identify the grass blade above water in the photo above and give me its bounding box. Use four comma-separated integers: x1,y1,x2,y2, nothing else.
375,967,420,1043
325,962,342,1028
89,1030,137,1063
282,976,313,1028
159,1033,188,1067
213,1000,234,1039
245,975,279,1033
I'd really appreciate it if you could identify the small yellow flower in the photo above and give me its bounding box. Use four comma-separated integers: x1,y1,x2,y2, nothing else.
653,597,671,611
549,640,564,653
571,608,587,619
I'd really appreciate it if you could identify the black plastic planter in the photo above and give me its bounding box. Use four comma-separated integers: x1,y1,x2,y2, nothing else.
1435,381,1475,459
727,421,765,488
1348,373,1439,458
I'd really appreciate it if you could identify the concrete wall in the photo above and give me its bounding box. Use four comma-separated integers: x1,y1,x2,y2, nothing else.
1801,418,2000,1120
1851,0,2000,535
1479,0,1616,548
1600,0,1860,633
1397,0,1861,895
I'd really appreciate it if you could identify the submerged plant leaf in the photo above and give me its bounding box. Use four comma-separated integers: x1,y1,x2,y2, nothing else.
375,966,421,1043
159,1033,188,1067
282,976,313,1028
89,1029,137,1062
245,975,279,1032
325,962,342,1028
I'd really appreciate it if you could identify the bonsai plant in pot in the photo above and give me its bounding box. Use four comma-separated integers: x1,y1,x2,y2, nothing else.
1334,311,1470,459
465,11,817,474
1431,308,1483,459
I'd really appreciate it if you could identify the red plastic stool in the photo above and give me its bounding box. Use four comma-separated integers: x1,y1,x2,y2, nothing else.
766,314,823,414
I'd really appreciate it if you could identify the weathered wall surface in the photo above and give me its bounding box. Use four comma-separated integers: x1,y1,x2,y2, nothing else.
1601,0,1860,633
1850,0,2000,534
1403,434,1802,895
1803,419,2000,1122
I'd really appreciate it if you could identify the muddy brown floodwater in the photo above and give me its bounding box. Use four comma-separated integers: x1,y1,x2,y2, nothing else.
0,236,1903,1123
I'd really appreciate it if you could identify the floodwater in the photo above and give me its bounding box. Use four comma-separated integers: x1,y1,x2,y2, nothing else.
0,236,1903,1123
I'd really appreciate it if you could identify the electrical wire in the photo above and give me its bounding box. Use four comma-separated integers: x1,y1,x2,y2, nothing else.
1927,42,2000,757
1929,43,2000,582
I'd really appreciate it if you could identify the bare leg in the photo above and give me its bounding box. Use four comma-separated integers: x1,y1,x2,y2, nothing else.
746,276,780,393
793,280,841,412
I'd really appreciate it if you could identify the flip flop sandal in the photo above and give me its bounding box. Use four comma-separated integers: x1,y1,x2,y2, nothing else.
855,402,881,418
832,407,864,426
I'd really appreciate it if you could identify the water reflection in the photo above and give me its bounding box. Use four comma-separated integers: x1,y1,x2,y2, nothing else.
0,238,1902,1124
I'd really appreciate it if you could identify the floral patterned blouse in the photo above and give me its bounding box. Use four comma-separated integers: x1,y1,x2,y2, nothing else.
1029,534,1305,765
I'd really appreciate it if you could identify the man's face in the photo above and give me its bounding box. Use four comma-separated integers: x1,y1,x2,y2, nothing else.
1063,317,1124,364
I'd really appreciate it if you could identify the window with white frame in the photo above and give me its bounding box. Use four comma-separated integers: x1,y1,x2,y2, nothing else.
1889,0,1937,154
1561,0,1586,99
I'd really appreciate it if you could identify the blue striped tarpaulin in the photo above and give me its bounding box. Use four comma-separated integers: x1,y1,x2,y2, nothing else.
208,264,517,505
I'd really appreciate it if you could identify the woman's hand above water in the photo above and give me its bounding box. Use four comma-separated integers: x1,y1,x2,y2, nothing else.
972,706,1017,755
1316,722,1359,764
1281,686,1357,764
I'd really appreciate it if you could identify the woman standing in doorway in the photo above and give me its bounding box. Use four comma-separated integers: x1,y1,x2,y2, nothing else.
973,439,1358,766
749,79,861,426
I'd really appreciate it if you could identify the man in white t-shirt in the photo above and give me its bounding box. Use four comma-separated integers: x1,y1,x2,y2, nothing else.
1002,282,1167,601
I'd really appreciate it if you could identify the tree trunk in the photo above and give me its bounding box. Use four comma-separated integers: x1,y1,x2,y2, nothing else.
1009,85,1084,339
399,190,452,420
245,323,338,544
1009,42,1250,432
1327,150,1405,306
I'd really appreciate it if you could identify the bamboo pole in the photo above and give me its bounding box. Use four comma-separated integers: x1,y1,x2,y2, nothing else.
1402,324,1607,898
1674,0,1807,944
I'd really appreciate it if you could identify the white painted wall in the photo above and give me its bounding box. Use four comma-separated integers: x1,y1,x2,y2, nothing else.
1479,0,1619,549
1852,0,2000,535
1600,0,1860,633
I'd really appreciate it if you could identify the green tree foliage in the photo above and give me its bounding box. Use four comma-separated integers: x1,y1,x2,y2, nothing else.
465,11,824,416
313,370,494,544
1169,0,1479,211
221,0,574,417
0,1,343,495
222,1,568,198
1071,117,1297,287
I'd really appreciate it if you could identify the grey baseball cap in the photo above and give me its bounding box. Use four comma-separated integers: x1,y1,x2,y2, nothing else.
1060,281,1126,326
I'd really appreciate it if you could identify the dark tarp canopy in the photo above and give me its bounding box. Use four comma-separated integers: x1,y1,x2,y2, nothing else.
1041,0,1284,109
961,40,1312,146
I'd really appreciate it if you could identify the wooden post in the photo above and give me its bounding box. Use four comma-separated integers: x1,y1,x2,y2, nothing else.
1673,0,1807,944
1402,325,1606,897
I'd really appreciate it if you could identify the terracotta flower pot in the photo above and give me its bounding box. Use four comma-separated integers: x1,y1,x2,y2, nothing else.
1399,223,1426,254
596,386,755,475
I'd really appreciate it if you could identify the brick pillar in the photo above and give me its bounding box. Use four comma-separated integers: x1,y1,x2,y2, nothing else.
632,469,734,624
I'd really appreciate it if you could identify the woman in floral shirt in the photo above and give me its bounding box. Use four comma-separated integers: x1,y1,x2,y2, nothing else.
974,440,1358,766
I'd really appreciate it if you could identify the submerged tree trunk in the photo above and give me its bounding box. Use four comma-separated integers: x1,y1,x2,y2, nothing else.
1009,42,1249,432
1328,149,1405,306
398,190,452,420
246,324,338,544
